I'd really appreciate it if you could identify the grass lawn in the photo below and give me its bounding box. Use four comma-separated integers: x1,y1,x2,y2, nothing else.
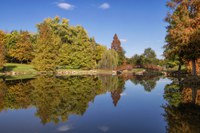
167,65,186,71
4,63,37,73
132,68,145,73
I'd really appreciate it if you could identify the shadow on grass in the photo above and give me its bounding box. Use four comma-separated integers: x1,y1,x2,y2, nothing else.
1,65,18,73
4,65,17,72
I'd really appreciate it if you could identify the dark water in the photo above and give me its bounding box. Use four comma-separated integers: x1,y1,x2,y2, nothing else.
0,75,199,133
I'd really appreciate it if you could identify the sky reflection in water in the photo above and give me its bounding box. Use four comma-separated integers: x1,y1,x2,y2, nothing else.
0,75,199,133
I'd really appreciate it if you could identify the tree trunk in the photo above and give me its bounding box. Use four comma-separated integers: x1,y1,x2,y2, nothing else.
178,58,182,76
191,59,197,76
192,87,197,104
178,63,181,75
2,66,6,73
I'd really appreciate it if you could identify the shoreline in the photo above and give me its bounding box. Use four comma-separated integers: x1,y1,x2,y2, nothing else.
0,69,118,76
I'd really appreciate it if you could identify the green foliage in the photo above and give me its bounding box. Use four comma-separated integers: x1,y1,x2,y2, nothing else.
32,18,62,71
58,26,96,69
129,54,145,67
5,31,35,63
2,16,121,71
98,49,119,70
94,44,107,65
5,31,20,62
0,31,6,67
142,48,158,65
130,75,160,92
9,31,33,63
32,16,107,71
164,83,182,107
130,48,159,68
117,50,126,66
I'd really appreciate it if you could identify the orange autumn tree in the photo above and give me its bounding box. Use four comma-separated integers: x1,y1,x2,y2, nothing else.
111,34,126,66
164,0,200,75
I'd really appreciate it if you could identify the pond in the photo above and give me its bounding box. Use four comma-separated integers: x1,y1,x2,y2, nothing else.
0,75,199,133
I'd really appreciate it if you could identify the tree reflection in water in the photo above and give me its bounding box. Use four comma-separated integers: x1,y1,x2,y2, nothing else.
130,75,160,92
0,75,161,125
163,78,200,133
0,76,126,124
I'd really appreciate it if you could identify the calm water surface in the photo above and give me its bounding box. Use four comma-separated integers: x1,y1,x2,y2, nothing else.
0,75,199,133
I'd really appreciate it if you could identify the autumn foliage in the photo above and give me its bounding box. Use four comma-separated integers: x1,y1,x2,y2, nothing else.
164,0,200,75
0,31,6,67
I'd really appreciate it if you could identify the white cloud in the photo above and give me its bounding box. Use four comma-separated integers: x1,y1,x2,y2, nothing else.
98,126,110,132
99,3,110,10
57,125,72,132
57,2,74,10
120,93,127,96
120,39,127,43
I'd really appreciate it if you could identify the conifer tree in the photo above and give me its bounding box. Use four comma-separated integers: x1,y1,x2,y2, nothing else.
32,18,61,71
164,0,200,75
111,34,126,66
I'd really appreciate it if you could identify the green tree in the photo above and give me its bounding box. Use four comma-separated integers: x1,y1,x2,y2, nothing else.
59,26,96,69
129,54,145,67
32,18,61,71
0,31,6,68
5,31,20,63
98,49,119,70
130,75,160,92
9,31,33,63
142,48,158,65
94,44,107,66
130,48,158,68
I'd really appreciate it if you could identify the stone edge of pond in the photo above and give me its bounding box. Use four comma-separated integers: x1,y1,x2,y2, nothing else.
0,70,118,76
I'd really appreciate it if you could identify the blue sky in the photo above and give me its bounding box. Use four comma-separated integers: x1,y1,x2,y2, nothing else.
0,0,168,58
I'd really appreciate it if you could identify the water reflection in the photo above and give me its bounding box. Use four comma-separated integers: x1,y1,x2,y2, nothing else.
0,75,162,125
0,76,126,124
130,75,160,92
2,75,199,132
163,77,200,133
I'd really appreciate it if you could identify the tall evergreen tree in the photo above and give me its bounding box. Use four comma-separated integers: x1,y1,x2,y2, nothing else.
111,34,126,66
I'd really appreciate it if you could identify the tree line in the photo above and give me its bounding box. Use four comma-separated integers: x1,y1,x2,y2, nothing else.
127,48,164,71
0,16,120,71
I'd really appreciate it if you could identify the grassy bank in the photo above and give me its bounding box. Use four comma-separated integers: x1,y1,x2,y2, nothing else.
0,63,116,76
4,63,37,72
0,63,163,77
